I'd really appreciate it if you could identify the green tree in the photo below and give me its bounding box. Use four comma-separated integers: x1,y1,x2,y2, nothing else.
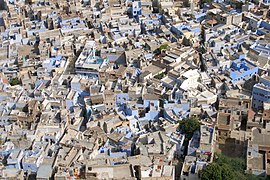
220,164,237,180
201,0,214,3
178,117,200,140
201,163,222,180
9,77,20,86
215,153,245,173
154,72,166,80
159,44,168,51
201,153,263,180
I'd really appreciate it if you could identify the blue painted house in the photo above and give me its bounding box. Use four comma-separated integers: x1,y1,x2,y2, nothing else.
252,76,270,110
163,102,190,122
143,94,160,120
132,1,142,17
226,56,258,85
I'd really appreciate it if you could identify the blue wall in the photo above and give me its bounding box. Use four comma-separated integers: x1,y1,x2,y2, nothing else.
252,84,270,109
228,58,258,84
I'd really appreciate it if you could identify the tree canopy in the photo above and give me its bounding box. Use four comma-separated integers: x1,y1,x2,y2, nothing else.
154,72,166,80
159,44,168,51
201,153,264,180
9,78,20,86
178,117,201,140
201,0,213,4
201,163,222,180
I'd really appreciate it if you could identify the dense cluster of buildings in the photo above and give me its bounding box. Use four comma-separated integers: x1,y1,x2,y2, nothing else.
0,0,269,179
